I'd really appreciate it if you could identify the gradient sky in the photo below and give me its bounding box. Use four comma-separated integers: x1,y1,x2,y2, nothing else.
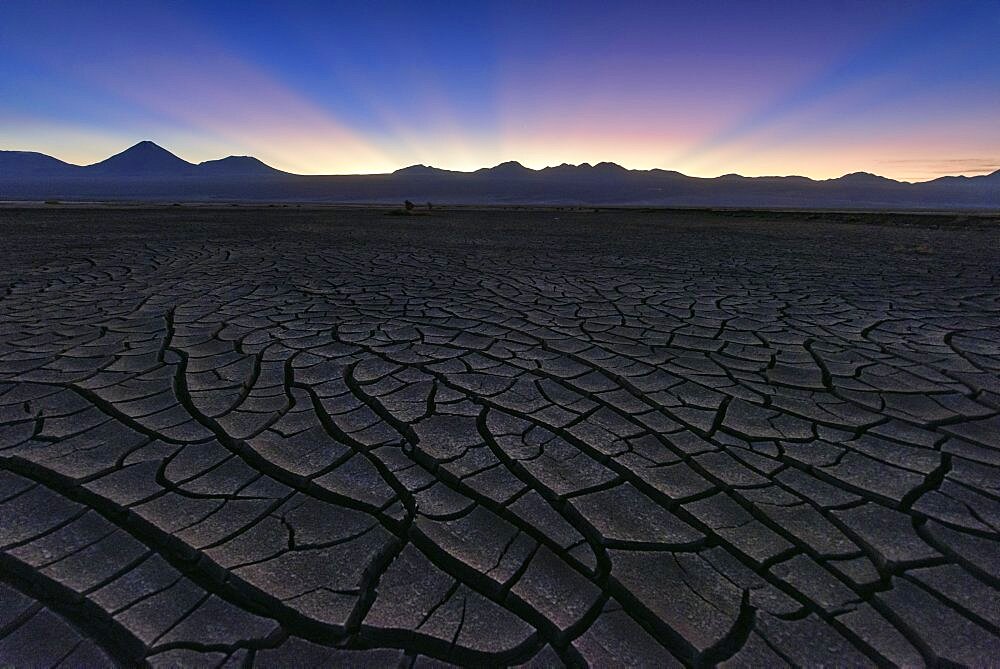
2,1,999,181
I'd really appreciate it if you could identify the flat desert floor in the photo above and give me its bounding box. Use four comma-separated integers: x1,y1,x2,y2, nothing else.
1,205,998,667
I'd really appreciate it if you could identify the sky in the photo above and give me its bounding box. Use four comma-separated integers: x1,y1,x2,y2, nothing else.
1,1,998,181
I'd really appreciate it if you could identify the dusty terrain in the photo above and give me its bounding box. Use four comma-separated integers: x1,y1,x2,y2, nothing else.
1,205,998,667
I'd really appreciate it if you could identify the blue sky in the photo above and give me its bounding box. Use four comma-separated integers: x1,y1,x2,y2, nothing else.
2,1,998,179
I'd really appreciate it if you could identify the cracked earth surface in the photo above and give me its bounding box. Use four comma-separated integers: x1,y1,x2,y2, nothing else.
1,206,999,668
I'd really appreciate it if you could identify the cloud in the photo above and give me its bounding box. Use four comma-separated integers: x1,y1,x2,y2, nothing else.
877,158,1000,175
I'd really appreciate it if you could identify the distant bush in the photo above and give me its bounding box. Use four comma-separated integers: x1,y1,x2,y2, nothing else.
44,200,61,205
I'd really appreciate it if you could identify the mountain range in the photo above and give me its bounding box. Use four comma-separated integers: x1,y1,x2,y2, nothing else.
0,141,284,178
1,141,998,209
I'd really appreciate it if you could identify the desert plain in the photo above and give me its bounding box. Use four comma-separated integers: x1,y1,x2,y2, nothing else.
0,205,999,667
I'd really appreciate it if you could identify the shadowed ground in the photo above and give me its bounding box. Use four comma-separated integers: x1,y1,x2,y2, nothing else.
1,205,998,667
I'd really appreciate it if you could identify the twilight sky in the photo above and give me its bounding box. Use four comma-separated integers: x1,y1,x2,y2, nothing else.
2,1,998,181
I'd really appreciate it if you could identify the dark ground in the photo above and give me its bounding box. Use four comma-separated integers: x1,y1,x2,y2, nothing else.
1,205,999,667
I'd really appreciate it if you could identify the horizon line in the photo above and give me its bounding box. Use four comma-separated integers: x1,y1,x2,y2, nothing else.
4,139,999,185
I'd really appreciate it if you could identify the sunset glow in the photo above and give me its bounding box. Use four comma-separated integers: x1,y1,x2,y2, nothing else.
2,1,998,181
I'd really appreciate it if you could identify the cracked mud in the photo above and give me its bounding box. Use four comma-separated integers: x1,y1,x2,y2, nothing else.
1,206,998,667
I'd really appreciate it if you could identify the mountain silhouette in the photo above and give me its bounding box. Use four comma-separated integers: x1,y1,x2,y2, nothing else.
927,169,1000,185
0,151,77,177
393,164,458,176
830,172,899,185
1,141,998,209
478,161,532,176
592,161,630,173
87,141,196,175
198,156,285,176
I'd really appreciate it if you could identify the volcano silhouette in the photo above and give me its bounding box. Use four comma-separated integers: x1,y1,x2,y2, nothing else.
87,141,197,176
